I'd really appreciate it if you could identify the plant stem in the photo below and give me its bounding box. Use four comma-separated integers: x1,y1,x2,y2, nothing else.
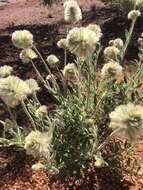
31,61,58,97
31,60,47,85
21,100,36,130
33,45,59,90
86,55,92,110
64,49,67,66
126,64,143,94
97,130,118,151
6,105,17,125
121,18,137,63
0,120,5,126
33,93,41,105
76,58,82,98
96,91,107,109
46,115,53,129
33,45,52,74
0,120,6,138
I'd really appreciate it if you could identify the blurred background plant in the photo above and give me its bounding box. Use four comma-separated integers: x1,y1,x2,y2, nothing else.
120,0,143,14
120,0,136,13
42,0,61,6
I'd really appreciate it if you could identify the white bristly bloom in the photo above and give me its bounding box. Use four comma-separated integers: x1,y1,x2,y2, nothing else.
94,152,107,168
0,65,13,78
64,0,82,23
57,38,68,49
26,79,40,94
94,158,105,168
101,61,123,78
128,10,141,20
24,130,52,158
32,163,46,171
137,37,143,46
12,30,33,49
0,76,31,107
86,24,102,40
46,55,59,66
62,63,76,77
35,105,48,118
136,0,143,8
46,74,55,81
20,49,37,63
104,46,120,60
109,38,124,49
109,103,143,141
67,27,99,58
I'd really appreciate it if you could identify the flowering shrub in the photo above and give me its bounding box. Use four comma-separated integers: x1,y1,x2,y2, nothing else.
0,0,143,176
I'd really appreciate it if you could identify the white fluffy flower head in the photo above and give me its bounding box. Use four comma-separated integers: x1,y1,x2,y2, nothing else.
0,65,13,78
26,79,40,93
32,163,45,171
109,103,143,141
57,38,68,49
35,105,48,118
136,0,143,8
94,158,105,168
0,76,31,107
109,38,124,49
101,61,123,78
138,37,143,46
86,24,102,40
20,49,37,63
67,27,99,57
12,30,33,49
64,0,82,23
46,74,55,81
128,10,141,20
62,63,77,77
104,46,120,60
24,130,52,158
47,55,59,66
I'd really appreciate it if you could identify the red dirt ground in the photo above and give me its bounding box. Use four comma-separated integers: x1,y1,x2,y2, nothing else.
0,0,104,29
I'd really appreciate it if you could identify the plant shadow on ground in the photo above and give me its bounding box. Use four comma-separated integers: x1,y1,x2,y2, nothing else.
0,146,132,190
49,166,132,190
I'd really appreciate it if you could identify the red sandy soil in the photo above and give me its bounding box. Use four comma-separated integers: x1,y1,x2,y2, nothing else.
0,0,104,29
0,143,143,190
0,0,143,190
